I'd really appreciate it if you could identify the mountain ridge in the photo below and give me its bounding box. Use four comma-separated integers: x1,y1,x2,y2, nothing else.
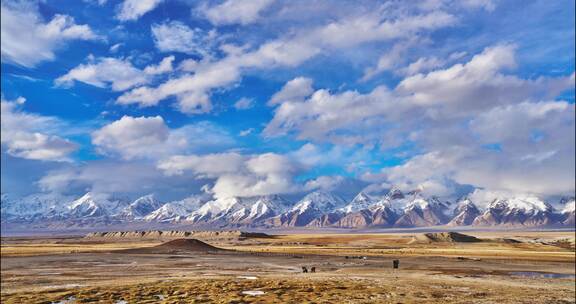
2,190,575,230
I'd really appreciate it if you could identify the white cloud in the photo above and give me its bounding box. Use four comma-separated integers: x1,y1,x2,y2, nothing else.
178,59,199,71
1,97,77,162
233,97,254,110
265,85,398,144
144,56,174,75
269,77,314,105
239,128,254,136
158,152,299,199
400,56,444,76
109,43,122,53
1,1,100,67
56,56,175,91
378,99,576,197
151,21,218,56
91,116,235,160
201,0,274,26
118,9,457,114
92,116,169,160
38,160,204,197
361,38,423,81
116,0,162,21
265,45,574,144
265,45,575,197
304,175,345,192
55,57,149,91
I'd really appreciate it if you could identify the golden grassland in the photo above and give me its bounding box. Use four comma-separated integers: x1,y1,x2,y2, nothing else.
1,230,574,303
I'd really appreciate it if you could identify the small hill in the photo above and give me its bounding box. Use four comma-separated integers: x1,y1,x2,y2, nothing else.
411,232,482,244
155,239,222,251
118,238,226,254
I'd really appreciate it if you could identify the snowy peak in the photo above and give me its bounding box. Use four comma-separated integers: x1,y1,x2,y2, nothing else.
561,198,575,214
2,190,575,229
473,195,557,227
341,192,376,213
186,194,291,224
448,198,480,226
1,192,70,218
144,203,189,222
488,196,553,213
386,187,405,200
67,192,128,218
291,191,346,214
453,198,479,214
144,194,206,222
119,194,163,219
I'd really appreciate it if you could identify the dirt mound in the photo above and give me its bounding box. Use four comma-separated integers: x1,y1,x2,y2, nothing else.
412,232,482,243
155,239,221,251
119,238,226,254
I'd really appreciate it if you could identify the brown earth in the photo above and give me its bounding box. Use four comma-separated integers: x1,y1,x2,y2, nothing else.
1,230,574,303
412,232,483,243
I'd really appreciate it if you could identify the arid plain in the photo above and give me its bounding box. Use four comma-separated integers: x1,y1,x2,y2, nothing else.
1,230,574,304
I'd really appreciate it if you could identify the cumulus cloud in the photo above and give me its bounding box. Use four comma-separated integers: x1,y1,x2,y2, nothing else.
91,116,235,160
269,77,314,105
1,97,77,161
55,56,174,91
116,0,162,21
158,152,299,199
376,100,575,197
265,84,398,145
201,0,274,26
266,45,575,197
92,116,169,159
151,21,218,56
143,56,174,75
265,46,574,144
56,57,149,91
38,160,206,198
304,175,345,192
1,1,100,67
117,8,457,114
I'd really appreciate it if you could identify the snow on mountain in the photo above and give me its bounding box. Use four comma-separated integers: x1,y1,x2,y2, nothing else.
66,192,129,218
291,191,346,214
561,198,575,226
2,189,574,229
144,195,205,222
186,196,247,224
185,194,292,225
1,192,71,219
267,191,346,227
329,191,399,228
340,192,376,213
562,199,575,213
447,198,481,226
394,195,450,227
243,195,292,223
473,196,556,227
118,194,163,219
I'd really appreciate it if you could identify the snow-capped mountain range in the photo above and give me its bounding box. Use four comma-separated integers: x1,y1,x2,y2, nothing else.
1,189,574,229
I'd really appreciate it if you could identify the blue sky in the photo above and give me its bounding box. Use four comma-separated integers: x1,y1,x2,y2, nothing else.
1,0,574,201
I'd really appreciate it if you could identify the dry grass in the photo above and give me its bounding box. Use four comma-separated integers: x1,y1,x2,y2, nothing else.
3,274,574,304
1,231,574,303
0,241,160,256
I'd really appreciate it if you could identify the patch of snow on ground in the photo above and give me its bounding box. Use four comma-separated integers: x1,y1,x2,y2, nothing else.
242,290,266,296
